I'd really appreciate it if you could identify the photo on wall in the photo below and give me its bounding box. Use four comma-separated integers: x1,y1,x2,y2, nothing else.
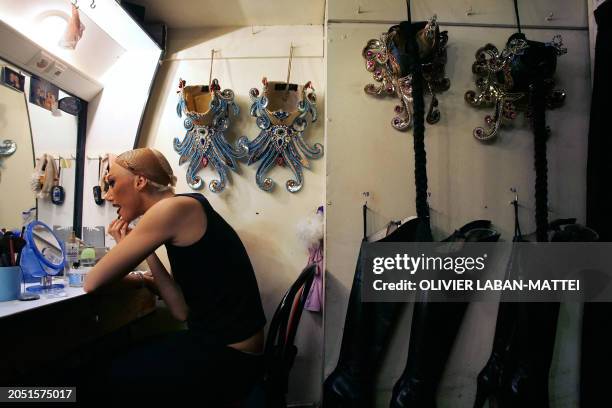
1,66,25,92
29,76,59,111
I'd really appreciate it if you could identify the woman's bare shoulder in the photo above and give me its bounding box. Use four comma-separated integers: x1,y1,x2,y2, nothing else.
147,196,207,246
152,195,202,214
139,195,202,229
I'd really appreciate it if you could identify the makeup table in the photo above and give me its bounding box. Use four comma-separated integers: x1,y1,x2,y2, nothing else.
0,277,156,383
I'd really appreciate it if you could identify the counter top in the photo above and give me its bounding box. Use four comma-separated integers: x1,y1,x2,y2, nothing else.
0,276,157,383
0,277,86,319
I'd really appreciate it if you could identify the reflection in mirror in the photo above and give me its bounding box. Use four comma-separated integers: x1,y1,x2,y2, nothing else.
0,57,79,233
32,224,65,271
0,139,17,156
0,68,35,229
26,67,78,231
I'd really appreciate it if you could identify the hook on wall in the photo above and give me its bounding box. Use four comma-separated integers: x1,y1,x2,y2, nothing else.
362,191,370,240
362,191,370,207
285,43,294,88
508,187,555,213
208,49,216,88
71,0,79,9
90,0,96,9
466,6,475,16
545,12,554,22
52,155,76,161
510,187,519,205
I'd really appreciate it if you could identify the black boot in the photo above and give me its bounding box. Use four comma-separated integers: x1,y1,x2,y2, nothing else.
500,221,598,407
498,302,558,407
475,220,598,408
473,301,518,408
323,219,423,407
474,203,525,408
390,221,500,408
390,302,468,408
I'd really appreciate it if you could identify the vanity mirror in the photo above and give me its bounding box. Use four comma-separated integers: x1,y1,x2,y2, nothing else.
0,57,82,235
0,1,164,243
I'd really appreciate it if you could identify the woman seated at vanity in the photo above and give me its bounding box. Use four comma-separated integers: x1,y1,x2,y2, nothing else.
83,148,266,402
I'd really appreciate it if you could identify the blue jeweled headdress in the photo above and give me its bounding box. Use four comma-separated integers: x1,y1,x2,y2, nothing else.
175,78,245,192
238,78,323,193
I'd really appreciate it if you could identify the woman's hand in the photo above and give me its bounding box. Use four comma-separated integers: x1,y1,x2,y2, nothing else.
108,217,132,243
126,270,159,294
141,270,159,295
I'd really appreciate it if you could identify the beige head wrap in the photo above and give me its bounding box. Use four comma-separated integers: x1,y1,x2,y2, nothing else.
114,148,177,187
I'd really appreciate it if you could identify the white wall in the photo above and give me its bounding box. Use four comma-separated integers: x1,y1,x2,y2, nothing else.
138,25,325,404
81,48,160,235
80,0,162,233
325,1,590,406
328,0,587,27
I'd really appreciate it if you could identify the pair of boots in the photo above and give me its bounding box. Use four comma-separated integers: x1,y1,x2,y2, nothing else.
473,219,598,408
324,220,499,407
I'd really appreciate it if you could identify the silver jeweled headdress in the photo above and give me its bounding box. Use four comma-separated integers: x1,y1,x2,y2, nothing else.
465,35,567,141
362,16,450,131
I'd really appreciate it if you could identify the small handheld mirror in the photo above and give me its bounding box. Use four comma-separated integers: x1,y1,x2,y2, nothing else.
23,221,66,293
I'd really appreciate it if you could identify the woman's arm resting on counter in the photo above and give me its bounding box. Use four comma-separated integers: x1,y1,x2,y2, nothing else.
84,198,178,292
84,198,191,321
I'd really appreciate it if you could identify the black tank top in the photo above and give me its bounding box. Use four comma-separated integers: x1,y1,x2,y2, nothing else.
165,193,266,345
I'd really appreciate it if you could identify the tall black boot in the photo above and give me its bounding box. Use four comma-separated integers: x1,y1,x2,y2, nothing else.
500,221,598,407
390,302,467,408
390,221,500,408
497,303,558,407
472,301,518,408
323,219,422,407
473,201,525,408
494,78,555,408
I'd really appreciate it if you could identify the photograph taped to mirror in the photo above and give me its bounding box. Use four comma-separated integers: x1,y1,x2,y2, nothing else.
29,76,58,112
1,66,24,92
